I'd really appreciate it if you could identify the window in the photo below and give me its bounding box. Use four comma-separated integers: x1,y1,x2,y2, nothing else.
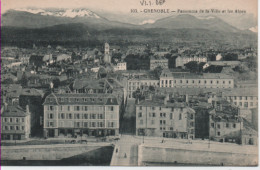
139,106,142,110
210,80,213,84
192,80,194,84
190,114,193,120
211,123,214,128
75,122,81,128
49,122,54,127
217,124,220,129
61,113,65,119
234,96,237,100
217,132,221,136
239,102,242,106
16,118,19,123
233,124,236,128
229,81,231,84
16,126,19,130
50,106,54,111
22,126,24,130
239,96,242,100
163,113,166,117
217,81,219,84
84,114,88,119
198,80,201,84
110,106,114,111
163,120,166,125
179,113,182,120
160,120,163,125
69,114,72,119
10,118,13,122
186,80,188,84
4,118,8,122
138,112,142,118
226,123,229,128
190,122,194,127
170,113,173,119
4,126,8,130
160,113,163,117
68,106,70,111
74,106,80,111
74,114,80,119
244,102,248,108
152,107,155,110
180,80,182,83
152,113,156,117
159,107,162,110
49,113,53,119
84,122,88,127
223,81,225,84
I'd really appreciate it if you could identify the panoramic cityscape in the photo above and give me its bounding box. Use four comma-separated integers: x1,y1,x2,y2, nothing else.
1,0,258,167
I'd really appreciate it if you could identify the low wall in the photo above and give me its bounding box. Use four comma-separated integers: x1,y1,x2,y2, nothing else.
1,144,109,160
138,144,258,166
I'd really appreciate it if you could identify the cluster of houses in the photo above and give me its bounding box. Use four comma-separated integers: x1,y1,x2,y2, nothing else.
1,43,258,146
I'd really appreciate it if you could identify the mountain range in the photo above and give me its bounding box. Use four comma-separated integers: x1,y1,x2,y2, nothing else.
1,8,257,47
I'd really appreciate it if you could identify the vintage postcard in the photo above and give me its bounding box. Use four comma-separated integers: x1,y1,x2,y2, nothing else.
1,0,258,167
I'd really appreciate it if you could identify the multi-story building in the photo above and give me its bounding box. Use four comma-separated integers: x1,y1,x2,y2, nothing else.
150,56,168,70
1,105,31,140
176,56,207,68
43,93,120,138
209,108,243,143
113,62,127,71
127,78,159,98
223,88,258,109
160,69,234,89
136,95,196,139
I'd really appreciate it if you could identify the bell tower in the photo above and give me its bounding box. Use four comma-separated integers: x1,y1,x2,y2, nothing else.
104,42,111,63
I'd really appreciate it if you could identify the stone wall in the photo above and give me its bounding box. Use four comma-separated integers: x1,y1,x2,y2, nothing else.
138,144,258,166
1,144,102,160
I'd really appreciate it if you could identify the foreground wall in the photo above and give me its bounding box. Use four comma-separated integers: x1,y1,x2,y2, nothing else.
1,144,110,160
138,144,258,166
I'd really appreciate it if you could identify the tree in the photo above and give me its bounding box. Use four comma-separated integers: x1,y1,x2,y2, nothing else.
21,73,28,87
2,78,14,84
184,61,199,72
153,66,163,79
52,78,61,88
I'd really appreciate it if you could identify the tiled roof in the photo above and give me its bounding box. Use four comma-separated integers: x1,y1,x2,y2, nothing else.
2,105,29,117
222,88,257,97
43,93,119,106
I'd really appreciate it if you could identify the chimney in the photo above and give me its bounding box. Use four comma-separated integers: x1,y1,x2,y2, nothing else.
185,94,189,103
26,105,30,113
164,94,169,105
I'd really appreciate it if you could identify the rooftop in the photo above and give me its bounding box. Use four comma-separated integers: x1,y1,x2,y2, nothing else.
2,105,29,117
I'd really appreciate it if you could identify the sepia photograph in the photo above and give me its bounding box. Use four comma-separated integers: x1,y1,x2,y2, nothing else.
0,0,258,167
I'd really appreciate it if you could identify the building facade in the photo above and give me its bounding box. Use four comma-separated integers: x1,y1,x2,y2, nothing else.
176,56,207,68
223,88,258,109
160,69,234,89
150,56,168,70
43,93,119,138
136,95,195,139
114,62,127,71
1,105,31,140
127,79,159,98
209,109,243,143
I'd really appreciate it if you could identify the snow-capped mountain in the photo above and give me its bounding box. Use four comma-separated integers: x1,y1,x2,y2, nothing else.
14,8,101,19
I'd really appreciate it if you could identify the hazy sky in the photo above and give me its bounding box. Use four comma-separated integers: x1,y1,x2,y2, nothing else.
2,0,257,16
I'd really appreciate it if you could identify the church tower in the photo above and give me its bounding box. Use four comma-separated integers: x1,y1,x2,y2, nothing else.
104,42,111,63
